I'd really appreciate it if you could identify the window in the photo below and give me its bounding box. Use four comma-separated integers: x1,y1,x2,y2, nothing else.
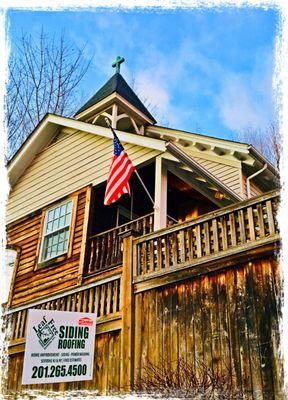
40,200,73,262
3,248,17,304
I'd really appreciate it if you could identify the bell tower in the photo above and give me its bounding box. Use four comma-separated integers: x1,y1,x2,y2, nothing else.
74,56,156,135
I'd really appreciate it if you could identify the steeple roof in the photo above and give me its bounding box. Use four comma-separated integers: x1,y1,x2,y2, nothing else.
75,72,156,123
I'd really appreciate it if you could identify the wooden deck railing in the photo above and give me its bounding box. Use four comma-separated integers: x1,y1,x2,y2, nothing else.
84,213,154,275
134,191,279,278
6,276,121,344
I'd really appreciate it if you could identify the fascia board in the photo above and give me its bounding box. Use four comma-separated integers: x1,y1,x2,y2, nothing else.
178,146,242,168
147,125,250,154
248,145,279,178
74,93,116,120
115,93,155,124
47,114,165,151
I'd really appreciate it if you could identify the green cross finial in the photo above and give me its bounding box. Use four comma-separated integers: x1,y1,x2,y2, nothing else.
112,56,125,74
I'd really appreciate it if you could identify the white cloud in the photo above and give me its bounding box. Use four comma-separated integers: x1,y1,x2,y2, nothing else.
134,71,170,115
216,50,275,132
217,74,271,131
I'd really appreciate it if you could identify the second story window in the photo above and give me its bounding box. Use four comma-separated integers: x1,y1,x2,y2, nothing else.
40,200,73,262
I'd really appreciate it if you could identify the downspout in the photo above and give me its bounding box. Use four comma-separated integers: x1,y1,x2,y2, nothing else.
246,163,268,198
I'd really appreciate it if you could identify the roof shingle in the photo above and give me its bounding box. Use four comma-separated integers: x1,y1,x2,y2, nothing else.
75,73,156,123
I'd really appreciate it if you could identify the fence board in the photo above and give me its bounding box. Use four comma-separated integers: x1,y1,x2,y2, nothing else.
133,258,281,399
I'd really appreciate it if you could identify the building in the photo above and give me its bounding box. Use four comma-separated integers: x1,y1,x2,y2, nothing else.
4,58,282,397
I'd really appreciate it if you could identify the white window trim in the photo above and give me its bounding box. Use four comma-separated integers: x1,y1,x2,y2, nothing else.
39,198,75,263
3,248,18,305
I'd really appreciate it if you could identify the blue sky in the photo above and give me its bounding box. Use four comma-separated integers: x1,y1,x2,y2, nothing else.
7,8,278,140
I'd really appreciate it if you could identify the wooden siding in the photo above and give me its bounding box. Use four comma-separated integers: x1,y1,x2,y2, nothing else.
7,189,88,307
7,128,160,224
192,156,243,197
134,257,282,399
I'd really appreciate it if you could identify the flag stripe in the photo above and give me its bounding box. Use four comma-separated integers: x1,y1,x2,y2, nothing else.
104,162,134,205
105,155,132,194
104,133,135,205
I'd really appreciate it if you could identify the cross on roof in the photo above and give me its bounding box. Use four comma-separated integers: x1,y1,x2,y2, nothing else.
112,56,125,74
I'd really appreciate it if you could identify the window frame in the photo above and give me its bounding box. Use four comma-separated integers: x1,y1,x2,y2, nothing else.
4,245,21,307
36,196,77,268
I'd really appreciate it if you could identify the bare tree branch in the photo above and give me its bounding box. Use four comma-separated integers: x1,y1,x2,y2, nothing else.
5,28,92,158
238,122,281,169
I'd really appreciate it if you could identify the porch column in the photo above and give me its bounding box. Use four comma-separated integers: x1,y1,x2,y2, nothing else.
119,229,140,392
154,155,168,231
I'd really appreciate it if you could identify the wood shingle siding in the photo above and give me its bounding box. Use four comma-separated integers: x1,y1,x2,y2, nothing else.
7,189,88,307
7,129,160,224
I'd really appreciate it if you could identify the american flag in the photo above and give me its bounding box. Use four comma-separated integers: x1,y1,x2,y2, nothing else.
104,133,135,205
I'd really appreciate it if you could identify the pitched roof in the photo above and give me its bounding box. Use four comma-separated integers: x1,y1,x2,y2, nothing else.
75,72,156,123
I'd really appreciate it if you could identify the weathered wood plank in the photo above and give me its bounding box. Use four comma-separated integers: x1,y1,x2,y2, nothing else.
235,267,253,399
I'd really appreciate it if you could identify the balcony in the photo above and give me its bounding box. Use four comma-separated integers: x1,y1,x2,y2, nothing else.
133,190,279,291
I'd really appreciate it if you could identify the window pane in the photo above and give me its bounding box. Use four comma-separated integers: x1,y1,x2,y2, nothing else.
46,235,53,248
57,241,65,253
52,233,58,245
60,204,66,217
59,230,65,242
63,240,69,252
59,215,65,228
54,207,60,219
51,219,57,232
46,221,53,233
64,214,71,226
66,201,72,214
47,209,54,222
51,244,58,256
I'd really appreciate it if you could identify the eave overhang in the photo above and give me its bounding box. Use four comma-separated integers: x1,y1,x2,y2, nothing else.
166,141,243,205
146,125,280,186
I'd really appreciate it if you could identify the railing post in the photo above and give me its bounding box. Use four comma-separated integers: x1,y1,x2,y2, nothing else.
118,229,140,392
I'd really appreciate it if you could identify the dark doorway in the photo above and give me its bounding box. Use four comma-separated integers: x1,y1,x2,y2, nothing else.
167,171,218,223
89,161,155,235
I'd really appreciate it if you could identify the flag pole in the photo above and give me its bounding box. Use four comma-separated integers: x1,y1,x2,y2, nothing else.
104,118,155,207
134,170,155,206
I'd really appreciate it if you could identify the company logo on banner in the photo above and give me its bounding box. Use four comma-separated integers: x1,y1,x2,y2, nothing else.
33,315,58,349
22,309,96,385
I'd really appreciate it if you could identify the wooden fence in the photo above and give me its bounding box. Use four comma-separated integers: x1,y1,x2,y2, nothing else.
7,275,121,345
5,190,282,398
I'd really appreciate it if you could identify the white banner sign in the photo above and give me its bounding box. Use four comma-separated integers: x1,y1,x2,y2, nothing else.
22,309,96,385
